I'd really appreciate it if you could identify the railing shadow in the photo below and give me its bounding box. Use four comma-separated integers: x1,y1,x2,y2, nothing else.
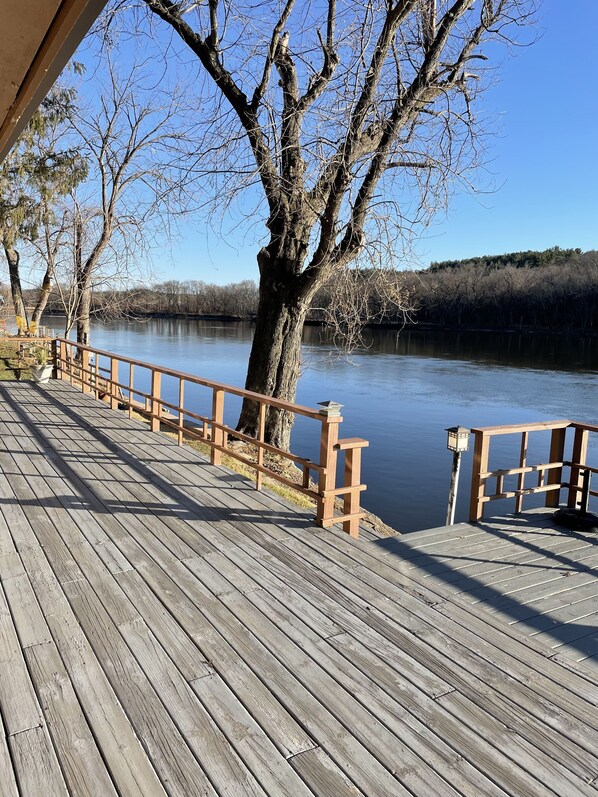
374,518,598,661
0,383,312,533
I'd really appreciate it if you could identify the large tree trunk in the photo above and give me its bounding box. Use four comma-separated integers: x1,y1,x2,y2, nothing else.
237,274,311,450
3,245,28,335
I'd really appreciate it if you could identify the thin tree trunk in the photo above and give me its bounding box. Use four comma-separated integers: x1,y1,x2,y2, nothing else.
3,244,28,335
76,286,91,346
30,265,55,330
237,276,310,450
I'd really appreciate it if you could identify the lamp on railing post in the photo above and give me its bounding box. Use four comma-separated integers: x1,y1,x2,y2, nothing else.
445,426,470,526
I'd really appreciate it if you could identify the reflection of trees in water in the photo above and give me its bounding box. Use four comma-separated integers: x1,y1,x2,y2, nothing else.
303,325,597,373
45,313,597,374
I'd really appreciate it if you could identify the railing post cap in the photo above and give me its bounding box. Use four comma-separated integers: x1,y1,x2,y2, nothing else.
318,400,343,418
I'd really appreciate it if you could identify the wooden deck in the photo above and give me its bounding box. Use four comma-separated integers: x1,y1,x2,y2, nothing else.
1,380,598,796
392,510,598,674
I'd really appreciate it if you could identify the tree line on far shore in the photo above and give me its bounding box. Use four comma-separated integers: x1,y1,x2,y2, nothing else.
30,246,598,335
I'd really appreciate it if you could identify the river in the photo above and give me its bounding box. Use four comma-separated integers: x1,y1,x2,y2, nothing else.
45,316,598,532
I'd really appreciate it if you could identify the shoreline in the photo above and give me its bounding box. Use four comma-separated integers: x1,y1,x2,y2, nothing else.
40,310,598,337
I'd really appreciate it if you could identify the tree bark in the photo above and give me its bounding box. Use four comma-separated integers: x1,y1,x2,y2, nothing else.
30,265,54,331
3,244,28,335
237,272,311,450
76,286,91,346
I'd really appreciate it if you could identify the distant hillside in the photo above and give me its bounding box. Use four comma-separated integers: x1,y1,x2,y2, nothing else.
429,246,583,272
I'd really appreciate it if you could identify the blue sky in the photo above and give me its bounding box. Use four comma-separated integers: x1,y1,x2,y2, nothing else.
141,2,598,283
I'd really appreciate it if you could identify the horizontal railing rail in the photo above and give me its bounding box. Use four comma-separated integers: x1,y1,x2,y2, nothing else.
53,338,368,537
470,419,597,521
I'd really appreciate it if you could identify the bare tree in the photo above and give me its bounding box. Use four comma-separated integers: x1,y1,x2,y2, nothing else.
139,0,536,448
59,51,194,344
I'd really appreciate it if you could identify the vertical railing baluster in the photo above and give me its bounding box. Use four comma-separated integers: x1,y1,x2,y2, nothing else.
515,431,528,513
178,378,185,446
496,473,504,496
256,402,266,490
128,363,134,418
81,349,90,394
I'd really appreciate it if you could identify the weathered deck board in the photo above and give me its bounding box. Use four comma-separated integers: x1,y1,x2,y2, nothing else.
1,380,598,795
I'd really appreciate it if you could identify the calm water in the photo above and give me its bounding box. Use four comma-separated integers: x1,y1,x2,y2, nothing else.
45,317,598,532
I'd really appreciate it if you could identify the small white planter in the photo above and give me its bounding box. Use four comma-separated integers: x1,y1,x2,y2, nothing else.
32,364,53,384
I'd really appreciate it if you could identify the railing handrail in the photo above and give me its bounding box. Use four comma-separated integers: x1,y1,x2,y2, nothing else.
470,419,572,436
53,337,368,537
55,337,322,421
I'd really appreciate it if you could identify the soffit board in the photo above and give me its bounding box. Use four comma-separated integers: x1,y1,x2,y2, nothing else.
0,0,108,162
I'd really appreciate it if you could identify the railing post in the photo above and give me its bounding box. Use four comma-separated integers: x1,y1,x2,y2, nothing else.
211,388,224,465
316,402,342,527
568,426,589,508
150,369,161,431
81,349,91,394
545,426,567,508
256,402,266,490
469,430,489,522
340,440,369,538
110,358,119,410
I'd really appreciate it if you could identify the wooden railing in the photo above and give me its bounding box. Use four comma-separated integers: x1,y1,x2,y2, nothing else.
52,338,368,537
469,420,598,521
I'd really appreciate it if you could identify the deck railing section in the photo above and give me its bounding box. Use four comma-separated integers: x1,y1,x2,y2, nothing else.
469,420,598,521
53,338,368,537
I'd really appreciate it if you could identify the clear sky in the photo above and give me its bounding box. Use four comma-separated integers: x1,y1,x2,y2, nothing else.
140,2,598,284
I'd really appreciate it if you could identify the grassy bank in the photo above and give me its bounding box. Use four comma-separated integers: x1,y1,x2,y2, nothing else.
0,340,34,380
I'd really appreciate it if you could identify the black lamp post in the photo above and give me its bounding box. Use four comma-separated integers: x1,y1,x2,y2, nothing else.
446,426,471,525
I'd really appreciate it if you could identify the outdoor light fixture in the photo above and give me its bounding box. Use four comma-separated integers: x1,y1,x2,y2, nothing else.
445,426,471,525
446,426,471,453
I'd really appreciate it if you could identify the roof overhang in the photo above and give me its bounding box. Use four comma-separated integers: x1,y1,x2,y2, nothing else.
0,0,108,163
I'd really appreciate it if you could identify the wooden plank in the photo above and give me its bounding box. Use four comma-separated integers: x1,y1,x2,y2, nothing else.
25,642,118,796
9,726,68,796
436,691,598,797
0,582,43,736
62,577,218,797
0,712,18,797
119,617,268,797
219,590,504,797
2,573,52,648
114,548,318,759
262,541,598,774
16,544,168,796
289,746,365,797
191,673,316,797
221,543,453,699
115,569,211,681
326,631,595,797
